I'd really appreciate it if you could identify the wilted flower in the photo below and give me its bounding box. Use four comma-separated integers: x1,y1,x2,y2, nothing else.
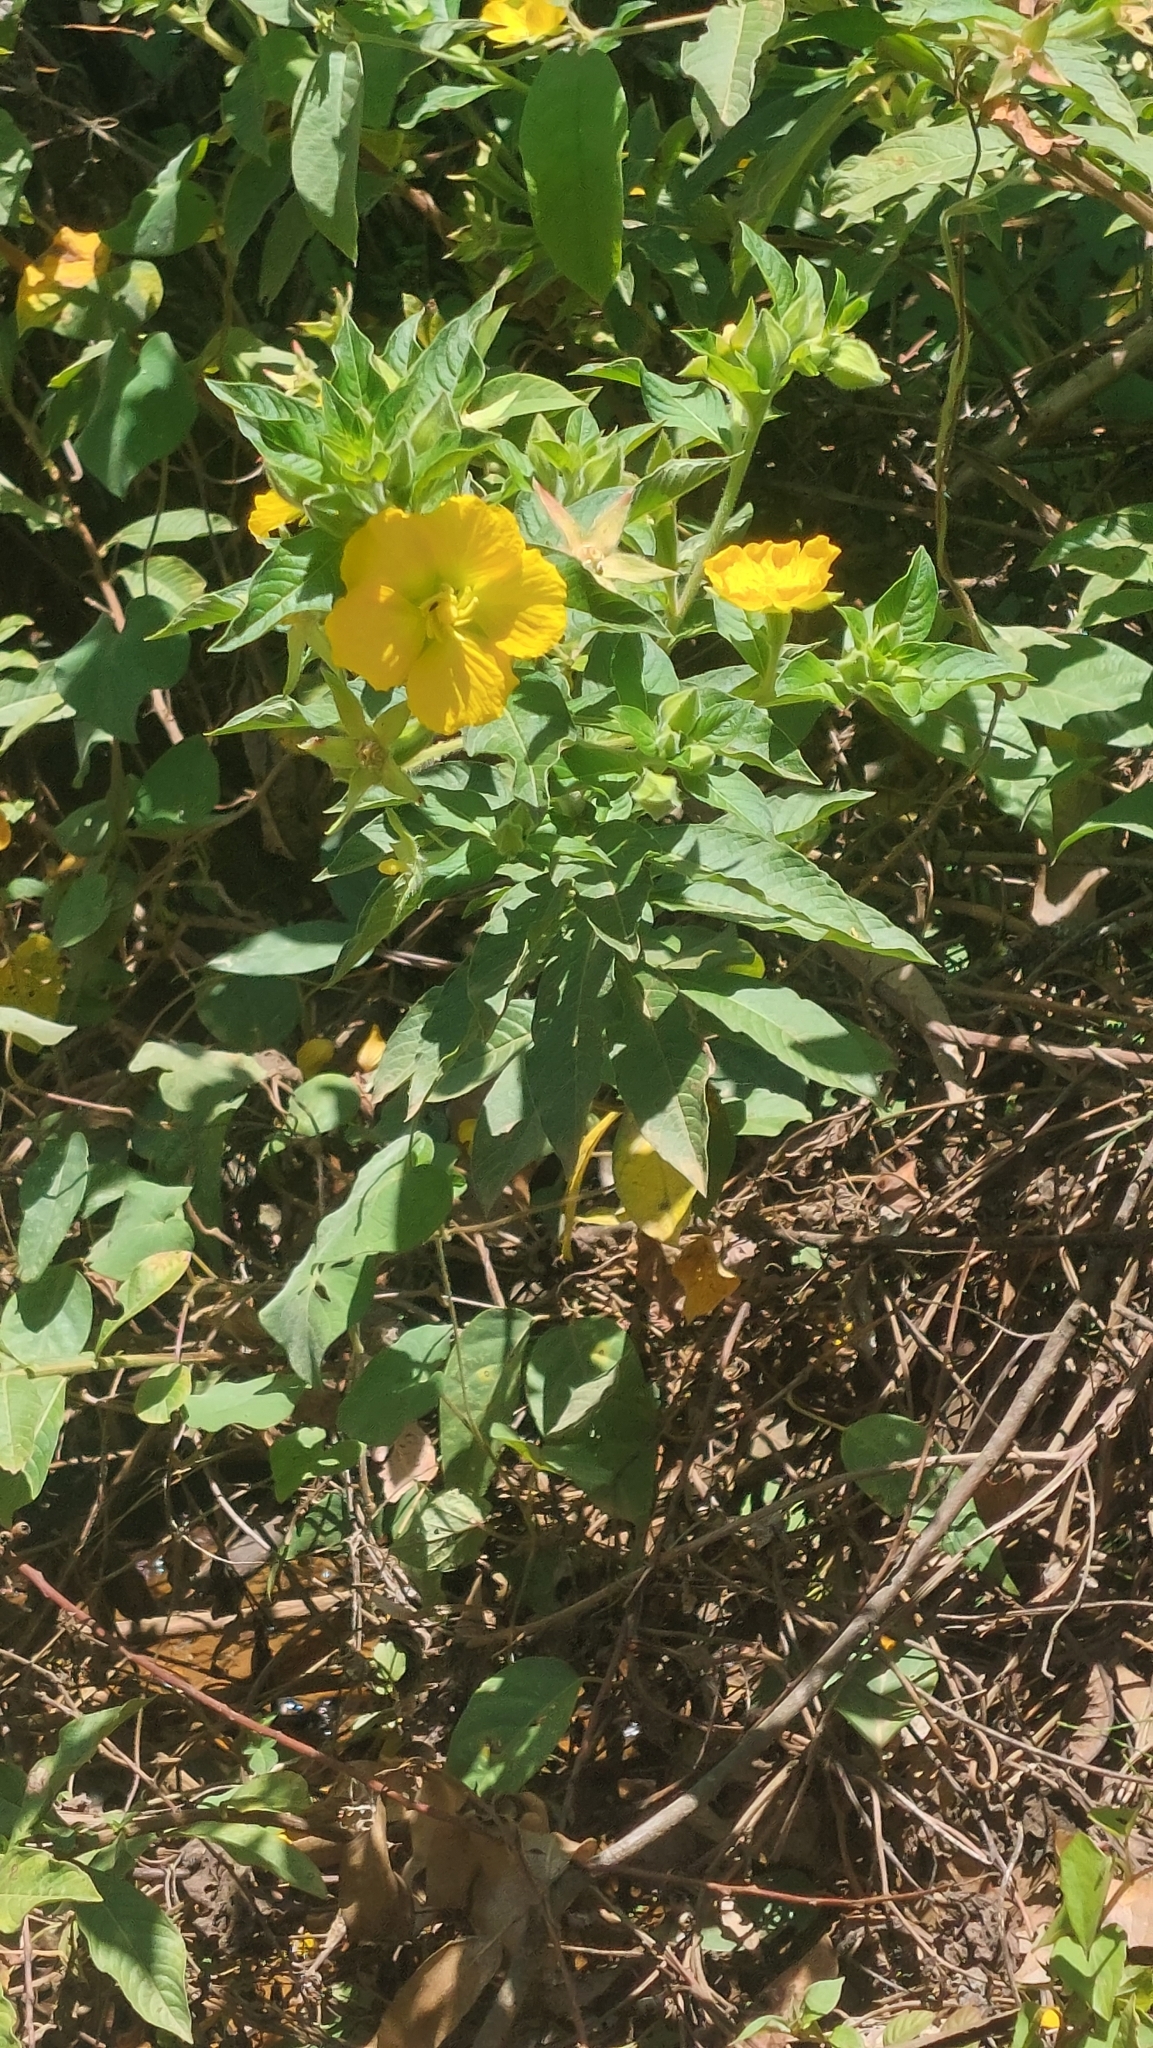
17,228,109,329
326,494,566,737
248,488,305,542
480,0,566,46
705,534,841,614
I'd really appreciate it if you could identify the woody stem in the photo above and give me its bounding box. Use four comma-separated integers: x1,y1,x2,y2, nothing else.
673,395,771,625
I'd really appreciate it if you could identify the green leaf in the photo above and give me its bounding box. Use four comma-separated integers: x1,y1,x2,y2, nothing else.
524,923,610,1172
832,1643,938,1749
524,1316,628,1439
184,1821,328,1898
211,530,344,650
0,111,32,226
439,1307,533,1498
389,1486,486,1579
18,1130,89,1282
611,974,710,1194
268,1425,359,1501
446,1658,582,1798
278,1072,361,1141
105,142,215,258
207,921,352,977
133,1362,191,1423
0,1374,67,1477
338,1325,451,1445
291,39,363,260
681,0,783,135
662,823,929,959
258,1251,377,1384
75,1870,193,2044
99,1249,192,1352
199,1770,311,1814
1056,785,1153,855
183,1373,299,1432
1061,1833,1112,1952
681,976,891,1096
0,1848,100,1933
196,974,301,1055
110,510,234,550
519,50,627,301
51,868,111,950
998,626,1151,735
12,1699,146,1841
824,118,1014,227
0,1986,18,2048
526,1320,659,1525
128,1042,264,1117
0,1267,93,1366
313,1133,455,1264
88,1181,193,1283
53,596,190,745
74,333,198,498
134,735,220,834
841,1413,927,1518
0,1007,73,1047
463,373,586,431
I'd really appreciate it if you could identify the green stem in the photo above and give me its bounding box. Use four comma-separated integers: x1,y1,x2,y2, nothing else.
167,5,245,64
673,396,770,625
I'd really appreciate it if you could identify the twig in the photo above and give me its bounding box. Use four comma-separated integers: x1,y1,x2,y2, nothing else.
588,1299,1087,1870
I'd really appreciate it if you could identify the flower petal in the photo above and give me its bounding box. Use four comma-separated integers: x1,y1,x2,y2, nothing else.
475,548,567,657
339,507,435,604
421,495,525,590
405,632,515,735
326,585,425,692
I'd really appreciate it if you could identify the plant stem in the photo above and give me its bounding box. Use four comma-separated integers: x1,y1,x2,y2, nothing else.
673,397,770,624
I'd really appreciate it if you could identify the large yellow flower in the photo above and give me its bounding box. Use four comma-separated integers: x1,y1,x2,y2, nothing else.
17,228,109,329
325,495,567,737
480,0,566,45
705,535,841,614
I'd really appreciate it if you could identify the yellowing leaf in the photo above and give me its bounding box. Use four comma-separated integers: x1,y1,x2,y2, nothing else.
0,936,64,1049
612,1112,695,1244
673,1236,740,1320
357,1024,386,1072
296,1035,335,1080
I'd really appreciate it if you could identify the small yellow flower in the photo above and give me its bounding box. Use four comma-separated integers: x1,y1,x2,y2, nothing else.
1038,2011,1062,2034
248,488,305,542
17,228,109,329
326,494,567,737
480,0,566,46
296,1035,335,1080
705,534,841,615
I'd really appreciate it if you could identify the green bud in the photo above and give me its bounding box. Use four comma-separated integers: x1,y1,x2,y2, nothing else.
824,336,887,391
632,769,680,821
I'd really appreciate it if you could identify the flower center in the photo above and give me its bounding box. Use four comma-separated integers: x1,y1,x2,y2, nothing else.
421,584,477,641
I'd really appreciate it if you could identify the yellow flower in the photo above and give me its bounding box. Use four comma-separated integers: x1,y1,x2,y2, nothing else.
248,488,305,542
326,494,567,737
705,534,841,614
17,228,109,329
480,0,566,46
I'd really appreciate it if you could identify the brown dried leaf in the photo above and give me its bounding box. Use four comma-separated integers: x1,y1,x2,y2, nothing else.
1105,1873,1153,1952
1115,1663,1153,1758
372,1935,502,2048
1066,1662,1114,1765
339,1799,412,1946
380,1420,438,1504
672,1235,740,1321
761,1933,840,2022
